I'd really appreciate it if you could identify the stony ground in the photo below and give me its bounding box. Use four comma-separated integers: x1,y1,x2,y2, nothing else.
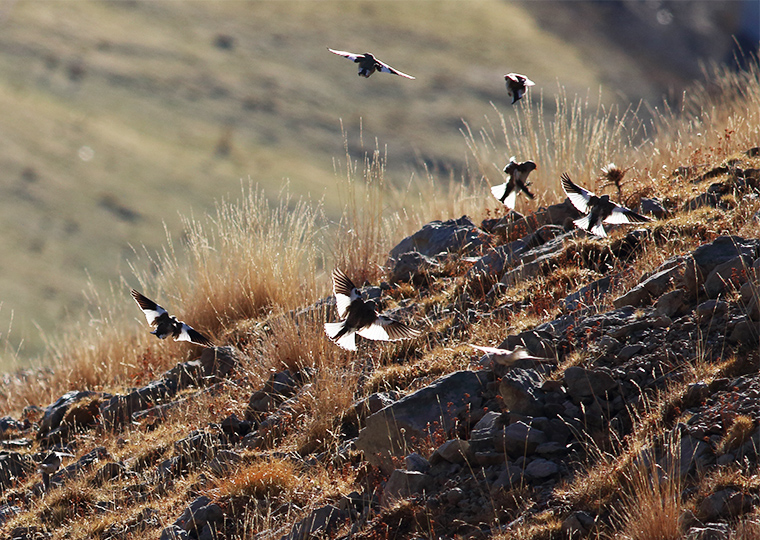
2,148,760,539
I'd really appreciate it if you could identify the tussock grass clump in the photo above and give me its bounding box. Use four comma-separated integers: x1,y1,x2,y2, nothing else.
213,458,298,499
716,414,755,455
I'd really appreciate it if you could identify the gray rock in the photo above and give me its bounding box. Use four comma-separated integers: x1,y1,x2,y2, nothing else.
208,450,243,476
561,510,595,538
388,251,438,283
471,411,503,435
382,470,430,505
564,275,616,311
618,343,644,361
683,236,760,297
498,369,546,416
280,504,342,540
524,458,558,479
444,487,465,505
699,489,753,521
404,453,430,473
613,258,686,308
351,392,397,423
175,495,212,532
655,288,690,318
468,240,527,281
0,452,34,491
38,390,103,441
491,463,523,492
355,370,488,473
594,335,621,355
704,255,753,298
432,439,471,464
563,366,617,399
387,216,487,264
730,316,760,345
695,299,729,322
496,421,547,457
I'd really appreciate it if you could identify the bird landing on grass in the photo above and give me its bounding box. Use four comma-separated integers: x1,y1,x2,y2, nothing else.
131,289,214,347
491,157,537,209
561,173,651,237
327,48,415,79
324,268,421,351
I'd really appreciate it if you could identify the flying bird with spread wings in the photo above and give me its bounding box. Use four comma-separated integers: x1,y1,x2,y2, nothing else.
491,157,537,209
561,173,651,237
131,289,213,347
328,48,415,79
324,268,421,351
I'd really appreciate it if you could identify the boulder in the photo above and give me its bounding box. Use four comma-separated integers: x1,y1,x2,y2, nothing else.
355,370,488,473
382,470,431,505
498,369,546,416
387,216,487,265
563,367,617,399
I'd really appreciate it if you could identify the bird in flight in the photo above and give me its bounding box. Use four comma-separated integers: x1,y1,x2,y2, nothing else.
328,48,415,79
131,289,213,347
324,268,421,351
504,72,535,104
561,173,651,237
470,344,554,367
491,157,537,209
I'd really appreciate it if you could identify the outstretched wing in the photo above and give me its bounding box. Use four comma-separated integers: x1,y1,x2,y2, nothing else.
357,315,421,342
331,268,357,318
376,60,415,79
131,289,168,326
605,205,651,225
175,322,213,347
327,48,363,62
561,173,593,214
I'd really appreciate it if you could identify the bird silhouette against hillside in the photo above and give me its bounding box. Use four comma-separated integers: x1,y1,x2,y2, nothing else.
561,173,651,237
324,268,421,351
131,289,213,347
504,72,535,103
491,157,537,209
328,48,415,79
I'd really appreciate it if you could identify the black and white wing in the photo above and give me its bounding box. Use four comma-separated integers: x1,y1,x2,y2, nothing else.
327,48,363,63
131,289,168,326
331,268,358,318
561,173,593,214
175,323,214,347
356,315,421,342
605,204,651,225
376,59,415,79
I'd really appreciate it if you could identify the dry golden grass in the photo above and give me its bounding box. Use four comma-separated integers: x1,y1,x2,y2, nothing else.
2,59,760,540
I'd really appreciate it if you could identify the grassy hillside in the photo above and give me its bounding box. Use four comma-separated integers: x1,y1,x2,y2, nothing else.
0,55,756,539
0,0,744,361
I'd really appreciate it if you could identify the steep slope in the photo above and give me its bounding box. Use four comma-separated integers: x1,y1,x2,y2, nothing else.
0,0,747,360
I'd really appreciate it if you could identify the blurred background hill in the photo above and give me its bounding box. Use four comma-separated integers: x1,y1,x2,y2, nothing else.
0,0,754,362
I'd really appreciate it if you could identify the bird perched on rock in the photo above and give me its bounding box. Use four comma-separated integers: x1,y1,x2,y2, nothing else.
327,48,415,79
131,289,213,347
324,268,421,351
561,173,651,237
470,344,554,367
504,73,535,104
38,451,74,491
491,157,537,209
